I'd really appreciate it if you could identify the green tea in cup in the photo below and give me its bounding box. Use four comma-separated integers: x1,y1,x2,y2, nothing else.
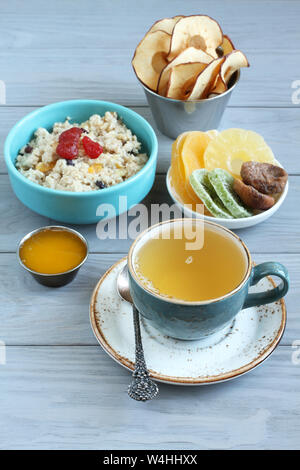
134,222,248,302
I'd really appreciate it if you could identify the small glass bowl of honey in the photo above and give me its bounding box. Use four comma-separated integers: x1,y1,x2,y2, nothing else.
18,226,88,287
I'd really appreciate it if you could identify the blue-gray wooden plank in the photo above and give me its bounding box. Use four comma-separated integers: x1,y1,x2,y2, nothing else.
0,346,299,450
0,0,299,106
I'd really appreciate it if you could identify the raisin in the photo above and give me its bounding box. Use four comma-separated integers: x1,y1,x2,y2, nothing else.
82,136,103,159
66,160,75,166
96,180,106,189
25,145,33,153
80,128,88,133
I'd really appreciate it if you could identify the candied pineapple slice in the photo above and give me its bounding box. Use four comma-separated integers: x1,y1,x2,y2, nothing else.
169,132,189,195
205,129,219,140
170,131,221,215
169,132,201,206
204,128,276,178
180,131,214,180
179,130,217,203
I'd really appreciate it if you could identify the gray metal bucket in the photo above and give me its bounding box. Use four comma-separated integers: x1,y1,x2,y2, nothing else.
142,71,240,139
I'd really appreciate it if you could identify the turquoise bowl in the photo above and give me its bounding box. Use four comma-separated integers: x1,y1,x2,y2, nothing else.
4,100,158,224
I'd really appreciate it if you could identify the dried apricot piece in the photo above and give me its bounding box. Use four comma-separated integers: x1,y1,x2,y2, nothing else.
36,162,55,173
88,163,103,174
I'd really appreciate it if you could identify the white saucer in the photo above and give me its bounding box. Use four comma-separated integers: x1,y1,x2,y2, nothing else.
90,258,286,386
166,167,289,230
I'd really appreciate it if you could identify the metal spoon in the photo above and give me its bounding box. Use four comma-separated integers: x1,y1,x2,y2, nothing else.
117,264,159,402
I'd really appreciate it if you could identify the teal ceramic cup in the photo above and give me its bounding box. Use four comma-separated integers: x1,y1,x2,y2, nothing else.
4,100,158,224
128,219,289,340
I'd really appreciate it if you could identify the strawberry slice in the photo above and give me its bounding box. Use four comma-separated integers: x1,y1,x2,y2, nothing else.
82,136,103,159
56,127,83,160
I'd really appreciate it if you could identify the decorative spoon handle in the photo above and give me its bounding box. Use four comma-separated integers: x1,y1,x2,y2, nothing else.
127,305,159,401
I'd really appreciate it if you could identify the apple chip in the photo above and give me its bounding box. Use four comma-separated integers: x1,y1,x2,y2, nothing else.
167,15,223,61
222,35,235,55
221,50,249,84
216,35,235,57
210,50,248,95
132,30,171,91
157,47,212,96
166,63,208,100
149,16,183,35
210,74,227,95
132,16,249,101
187,57,225,100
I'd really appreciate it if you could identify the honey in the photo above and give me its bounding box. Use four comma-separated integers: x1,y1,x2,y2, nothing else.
20,229,87,274
134,224,248,302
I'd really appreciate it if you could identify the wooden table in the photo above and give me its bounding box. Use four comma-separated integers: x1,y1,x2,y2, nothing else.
1,0,299,450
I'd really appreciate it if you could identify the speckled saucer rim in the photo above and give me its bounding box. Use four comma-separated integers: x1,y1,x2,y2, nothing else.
89,257,286,386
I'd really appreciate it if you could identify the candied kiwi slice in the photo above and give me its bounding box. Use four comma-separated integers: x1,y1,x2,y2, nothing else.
190,169,232,219
208,168,252,218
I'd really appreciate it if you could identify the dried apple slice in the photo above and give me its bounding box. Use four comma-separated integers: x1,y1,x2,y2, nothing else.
210,74,227,95
221,50,249,84
167,15,223,62
222,35,235,55
166,62,207,100
148,16,184,35
211,35,236,94
132,30,171,91
157,47,212,95
216,34,235,57
210,50,248,95
187,57,225,100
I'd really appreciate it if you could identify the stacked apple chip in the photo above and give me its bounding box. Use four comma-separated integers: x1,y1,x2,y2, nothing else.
132,15,249,100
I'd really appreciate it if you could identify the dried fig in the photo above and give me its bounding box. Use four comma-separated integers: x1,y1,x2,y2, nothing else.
241,161,288,194
233,179,275,211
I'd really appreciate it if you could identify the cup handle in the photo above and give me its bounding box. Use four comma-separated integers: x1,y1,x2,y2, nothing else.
243,262,289,309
